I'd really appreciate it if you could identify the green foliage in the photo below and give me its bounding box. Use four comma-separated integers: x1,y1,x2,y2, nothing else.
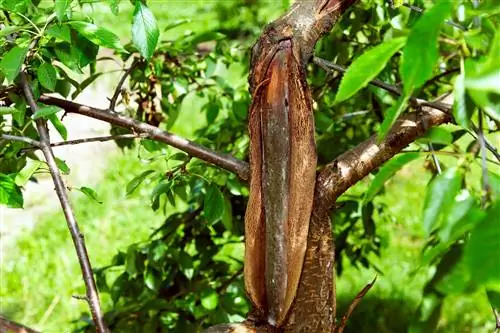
1,0,499,332
335,37,406,103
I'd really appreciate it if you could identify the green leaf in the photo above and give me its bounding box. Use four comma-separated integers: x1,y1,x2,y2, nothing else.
132,1,159,59
487,290,500,309
422,167,463,234
37,63,58,91
69,21,125,52
126,246,137,277
204,183,225,224
400,1,452,94
417,127,453,145
47,24,72,42
178,252,194,280
150,180,172,210
55,157,70,175
127,170,155,196
335,37,406,103
55,0,71,22
465,203,500,288
221,195,233,231
0,46,29,82
144,268,161,291
377,96,408,142
0,106,18,115
201,288,219,310
32,105,62,119
76,186,102,204
0,173,24,208
48,114,68,140
107,0,120,15
453,62,470,128
364,152,420,203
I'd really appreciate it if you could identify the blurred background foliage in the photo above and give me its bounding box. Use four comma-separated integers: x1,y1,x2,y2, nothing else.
0,0,498,332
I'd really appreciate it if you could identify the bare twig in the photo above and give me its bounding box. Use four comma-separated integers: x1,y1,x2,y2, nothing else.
335,276,377,333
428,143,442,174
39,95,250,181
109,58,140,110
0,134,41,147
0,315,40,333
20,73,108,333
493,307,500,333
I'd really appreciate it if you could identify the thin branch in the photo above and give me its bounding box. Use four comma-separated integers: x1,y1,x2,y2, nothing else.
0,134,41,147
20,73,108,333
39,95,250,181
109,58,140,110
493,306,500,333
313,57,500,163
0,316,40,333
316,107,452,208
469,123,500,163
335,276,377,333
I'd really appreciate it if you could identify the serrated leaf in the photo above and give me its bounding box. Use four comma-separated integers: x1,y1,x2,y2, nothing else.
127,170,155,196
77,186,102,204
132,1,159,59
37,63,57,91
201,288,219,310
400,1,452,94
0,173,24,208
465,203,500,288
364,152,420,203
0,46,29,82
55,0,71,22
69,21,125,52
48,114,68,140
204,183,225,224
55,157,70,175
422,167,463,234
32,105,62,119
335,37,406,103
377,96,408,142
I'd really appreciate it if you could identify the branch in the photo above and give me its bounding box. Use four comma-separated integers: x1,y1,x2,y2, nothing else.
313,56,500,162
39,95,250,181
0,134,41,147
0,316,40,333
316,107,452,208
109,58,139,110
20,73,108,333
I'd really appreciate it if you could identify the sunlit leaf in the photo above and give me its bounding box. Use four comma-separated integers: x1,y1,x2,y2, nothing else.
0,173,24,208
33,105,63,119
37,63,58,91
201,288,219,310
335,37,406,103
69,21,125,52
132,1,159,59
422,167,463,234
0,46,29,82
465,203,500,288
76,186,103,204
400,1,452,94
126,170,155,196
55,0,71,22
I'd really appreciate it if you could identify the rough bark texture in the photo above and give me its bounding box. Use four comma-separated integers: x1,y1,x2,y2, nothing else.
244,0,357,331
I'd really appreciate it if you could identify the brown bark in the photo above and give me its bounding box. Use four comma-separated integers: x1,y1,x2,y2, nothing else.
0,316,40,333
